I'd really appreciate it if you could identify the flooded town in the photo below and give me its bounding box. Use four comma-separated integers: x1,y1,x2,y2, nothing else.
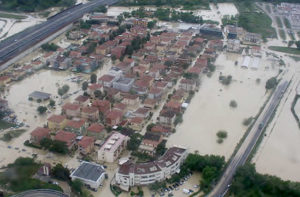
0,0,299,197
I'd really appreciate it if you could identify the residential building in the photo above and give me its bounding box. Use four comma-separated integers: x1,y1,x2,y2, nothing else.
78,136,95,155
200,24,223,38
121,94,139,107
55,130,77,150
128,117,144,131
88,84,103,97
74,95,90,106
227,39,241,53
65,119,87,135
133,107,150,118
158,110,176,126
139,132,163,155
30,127,51,145
87,123,106,140
98,74,116,87
113,77,135,92
105,110,123,126
98,132,129,163
81,106,99,121
115,146,188,190
179,79,196,92
62,103,81,118
47,115,68,131
70,161,106,191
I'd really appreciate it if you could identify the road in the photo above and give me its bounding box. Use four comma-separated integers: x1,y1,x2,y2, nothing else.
209,79,289,197
0,0,119,70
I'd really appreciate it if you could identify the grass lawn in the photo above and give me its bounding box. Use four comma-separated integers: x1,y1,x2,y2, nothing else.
0,12,26,20
269,46,300,55
284,17,291,29
279,29,286,40
276,16,283,28
236,2,276,39
0,120,15,130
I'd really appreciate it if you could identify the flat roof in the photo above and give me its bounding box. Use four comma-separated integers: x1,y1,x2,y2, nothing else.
29,91,51,100
71,161,105,182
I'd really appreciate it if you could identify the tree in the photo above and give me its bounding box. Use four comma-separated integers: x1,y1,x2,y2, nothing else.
62,85,70,93
49,99,55,107
82,81,88,91
51,164,70,181
156,141,166,156
146,123,155,132
70,179,83,195
40,138,52,149
216,130,228,139
288,40,294,47
41,43,58,52
49,140,68,154
147,20,157,29
37,106,47,114
127,133,142,151
94,90,102,98
229,100,237,108
90,73,97,84
265,77,277,90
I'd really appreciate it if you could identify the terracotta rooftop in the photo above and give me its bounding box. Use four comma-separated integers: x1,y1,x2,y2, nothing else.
55,130,76,145
62,103,80,111
66,119,86,129
75,95,89,103
31,127,51,137
78,136,95,148
82,106,98,114
87,123,105,133
99,74,115,82
47,115,66,124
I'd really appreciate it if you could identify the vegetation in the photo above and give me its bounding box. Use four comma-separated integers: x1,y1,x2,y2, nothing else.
229,100,237,108
243,117,253,126
0,0,75,12
268,46,300,55
82,81,89,91
49,99,56,107
236,1,276,39
0,120,15,130
93,5,107,13
40,138,69,154
219,75,232,85
265,77,277,90
279,29,286,40
1,129,26,142
0,157,62,193
291,95,300,129
51,164,70,181
127,133,142,151
174,113,183,126
230,163,300,197
90,73,97,84
0,13,26,19
275,16,283,28
37,106,47,114
58,84,70,97
283,17,291,29
147,20,157,29
156,141,167,157
222,15,238,26
41,43,59,52
216,130,228,144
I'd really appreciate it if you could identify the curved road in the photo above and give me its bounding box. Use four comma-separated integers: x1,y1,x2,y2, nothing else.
209,79,289,197
0,0,119,70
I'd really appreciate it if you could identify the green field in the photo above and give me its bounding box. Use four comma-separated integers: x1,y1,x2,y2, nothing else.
236,2,276,39
279,29,286,40
275,16,283,28
1,129,26,142
269,46,300,55
0,12,26,19
284,17,291,29
0,120,15,130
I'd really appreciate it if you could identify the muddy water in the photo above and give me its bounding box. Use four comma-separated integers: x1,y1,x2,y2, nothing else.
253,56,300,182
167,53,279,160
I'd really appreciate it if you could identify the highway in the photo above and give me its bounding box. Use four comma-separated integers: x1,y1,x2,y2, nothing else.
0,0,119,70
209,79,289,197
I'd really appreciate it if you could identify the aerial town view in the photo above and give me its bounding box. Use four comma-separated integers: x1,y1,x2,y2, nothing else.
0,0,300,197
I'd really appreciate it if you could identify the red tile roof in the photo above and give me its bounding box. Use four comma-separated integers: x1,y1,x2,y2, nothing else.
47,115,66,124
31,127,51,138
78,136,94,148
99,74,115,82
66,119,86,129
130,117,144,124
62,103,80,111
87,123,105,133
88,83,102,90
55,130,76,145
82,106,98,114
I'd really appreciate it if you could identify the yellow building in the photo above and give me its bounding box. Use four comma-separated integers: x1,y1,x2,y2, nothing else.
47,115,68,131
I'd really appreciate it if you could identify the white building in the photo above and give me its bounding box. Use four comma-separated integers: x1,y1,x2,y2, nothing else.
98,132,129,163
115,146,188,191
227,39,240,53
70,161,106,191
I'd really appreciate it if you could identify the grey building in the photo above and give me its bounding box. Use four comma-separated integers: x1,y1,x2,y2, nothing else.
113,77,135,92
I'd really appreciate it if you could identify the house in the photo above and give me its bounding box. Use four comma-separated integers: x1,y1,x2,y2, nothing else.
87,84,103,97
113,77,135,92
105,110,123,126
251,46,261,57
87,123,106,140
47,115,68,131
111,46,125,59
0,76,10,86
30,127,51,145
200,24,223,38
151,125,171,136
133,107,150,118
78,136,95,155
133,18,148,27
121,94,139,107
128,117,144,131
148,87,163,99
106,88,122,101
139,132,163,155
54,130,77,150
158,110,176,126
227,39,241,53
98,132,128,162
98,75,117,88
81,106,99,121
70,161,106,191
74,95,90,106
62,103,81,118
143,98,157,109
113,103,127,113
208,40,223,51
179,79,196,92
92,99,111,115
165,101,182,114
242,32,261,45
65,119,87,136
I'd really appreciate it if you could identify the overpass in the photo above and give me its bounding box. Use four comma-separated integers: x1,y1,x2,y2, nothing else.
0,0,119,71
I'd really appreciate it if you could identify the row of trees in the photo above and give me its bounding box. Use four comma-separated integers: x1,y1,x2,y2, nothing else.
40,138,69,154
